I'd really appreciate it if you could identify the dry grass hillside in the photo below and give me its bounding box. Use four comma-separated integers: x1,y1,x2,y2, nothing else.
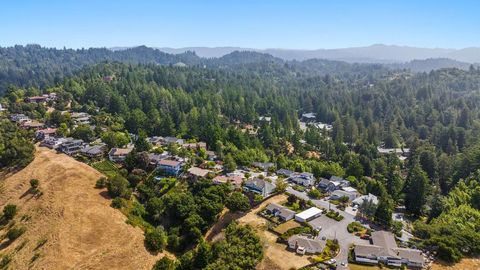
0,146,162,270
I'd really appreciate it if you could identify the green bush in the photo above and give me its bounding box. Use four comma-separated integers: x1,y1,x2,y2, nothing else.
2,204,17,220
145,227,167,253
7,226,26,241
95,177,107,188
111,197,125,209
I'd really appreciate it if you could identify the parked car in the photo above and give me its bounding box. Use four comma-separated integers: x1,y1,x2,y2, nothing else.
360,235,370,240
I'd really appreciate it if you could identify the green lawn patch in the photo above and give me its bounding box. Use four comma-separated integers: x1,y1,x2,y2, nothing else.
92,160,120,178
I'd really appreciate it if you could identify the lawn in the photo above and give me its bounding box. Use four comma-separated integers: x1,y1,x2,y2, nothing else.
272,219,301,235
349,263,381,270
92,160,120,178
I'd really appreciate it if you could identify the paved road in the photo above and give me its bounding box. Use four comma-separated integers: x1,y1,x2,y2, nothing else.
286,187,361,270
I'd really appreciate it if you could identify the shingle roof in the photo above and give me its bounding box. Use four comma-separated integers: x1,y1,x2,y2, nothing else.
288,235,324,253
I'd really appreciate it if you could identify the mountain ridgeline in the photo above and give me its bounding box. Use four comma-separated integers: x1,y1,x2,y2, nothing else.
1,45,478,95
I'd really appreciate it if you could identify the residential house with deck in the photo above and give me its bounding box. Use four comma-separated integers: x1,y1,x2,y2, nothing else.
81,144,106,158
157,159,183,176
60,138,84,155
108,147,133,162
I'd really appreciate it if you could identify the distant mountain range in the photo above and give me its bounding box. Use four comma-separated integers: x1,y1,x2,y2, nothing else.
153,44,480,64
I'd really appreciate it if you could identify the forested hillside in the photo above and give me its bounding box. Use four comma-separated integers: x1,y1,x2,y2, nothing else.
2,46,480,266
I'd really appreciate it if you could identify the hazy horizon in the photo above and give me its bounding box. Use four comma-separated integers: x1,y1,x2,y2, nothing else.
1,0,479,49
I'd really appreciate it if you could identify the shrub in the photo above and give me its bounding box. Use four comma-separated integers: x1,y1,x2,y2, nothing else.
7,226,26,241
226,192,251,212
95,177,107,188
145,227,167,253
107,175,131,199
111,197,125,209
3,204,17,220
308,188,322,199
30,179,40,189
152,257,176,270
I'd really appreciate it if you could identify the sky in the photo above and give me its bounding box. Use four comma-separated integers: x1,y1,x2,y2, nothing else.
1,0,479,49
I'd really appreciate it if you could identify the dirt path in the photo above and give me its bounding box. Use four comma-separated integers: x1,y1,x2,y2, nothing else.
0,146,163,269
235,194,313,270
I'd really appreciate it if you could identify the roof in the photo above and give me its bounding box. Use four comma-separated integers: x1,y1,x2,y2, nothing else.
245,178,275,190
355,231,424,264
295,207,322,220
36,128,57,134
330,175,345,182
288,235,324,252
394,248,424,263
279,208,296,218
341,186,358,193
158,159,181,167
301,112,316,119
266,203,284,212
276,169,294,177
318,178,330,186
353,193,379,205
109,147,133,156
188,167,211,177
213,175,243,186
371,231,397,250
354,245,388,257
331,189,354,198
81,145,105,155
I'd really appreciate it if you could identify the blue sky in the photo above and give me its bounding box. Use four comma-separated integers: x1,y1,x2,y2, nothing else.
1,0,479,49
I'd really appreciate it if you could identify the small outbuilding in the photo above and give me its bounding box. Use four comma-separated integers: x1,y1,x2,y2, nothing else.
295,207,323,223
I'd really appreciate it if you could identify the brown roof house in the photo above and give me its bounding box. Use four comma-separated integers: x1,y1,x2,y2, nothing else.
108,147,133,163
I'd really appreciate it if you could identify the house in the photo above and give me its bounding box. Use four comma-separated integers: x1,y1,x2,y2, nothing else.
41,136,68,149
258,116,271,122
213,175,243,189
60,138,84,155
243,178,275,197
301,112,317,122
81,144,106,158
352,193,379,207
206,150,217,161
354,231,425,268
288,235,324,254
276,169,295,178
108,147,133,162
289,172,315,187
21,121,45,130
147,152,170,166
35,128,57,140
187,167,212,179
157,159,183,176
10,114,30,123
182,141,207,150
295,207,323,223
319,176,350,192
162,136,184,145
25,96,47,103
330,190,358,201
265,203,296,221
252,162,275,171
71,112,91,125
147,136,164,146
